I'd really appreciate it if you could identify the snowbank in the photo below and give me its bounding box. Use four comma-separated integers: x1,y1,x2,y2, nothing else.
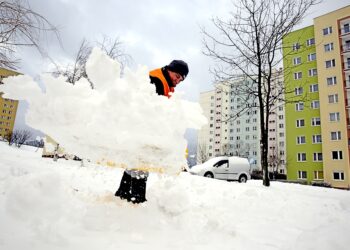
1,143,350,250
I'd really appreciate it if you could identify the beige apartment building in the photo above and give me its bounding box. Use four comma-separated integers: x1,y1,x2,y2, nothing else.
314,6,350,188
0,68,20,140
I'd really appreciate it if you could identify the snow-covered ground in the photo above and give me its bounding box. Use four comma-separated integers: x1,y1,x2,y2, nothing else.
1,143,350,250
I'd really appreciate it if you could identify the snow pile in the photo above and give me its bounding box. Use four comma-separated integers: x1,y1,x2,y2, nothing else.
1,143,350,250
0,48,206,174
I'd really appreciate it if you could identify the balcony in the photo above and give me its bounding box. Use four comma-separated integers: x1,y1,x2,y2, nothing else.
340,25,350,37
341,44,350,54
345,80,350,89
343,61,350,71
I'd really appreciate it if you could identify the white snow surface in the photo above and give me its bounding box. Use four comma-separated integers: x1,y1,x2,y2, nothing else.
1,143,350,250
0,48,206,174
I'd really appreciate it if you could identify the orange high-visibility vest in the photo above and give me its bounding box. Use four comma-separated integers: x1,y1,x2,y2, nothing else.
149,68,174,97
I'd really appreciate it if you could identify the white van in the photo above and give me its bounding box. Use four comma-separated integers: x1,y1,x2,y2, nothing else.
189,156,251,183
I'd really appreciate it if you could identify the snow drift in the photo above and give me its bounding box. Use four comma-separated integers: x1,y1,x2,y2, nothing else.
0,48,207,174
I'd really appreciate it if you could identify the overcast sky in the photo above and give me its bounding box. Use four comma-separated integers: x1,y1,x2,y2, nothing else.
13,0,350,135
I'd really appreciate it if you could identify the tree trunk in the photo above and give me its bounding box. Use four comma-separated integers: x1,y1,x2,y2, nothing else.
261,124,270,186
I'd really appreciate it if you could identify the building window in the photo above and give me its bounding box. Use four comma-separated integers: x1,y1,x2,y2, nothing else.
295,87,303,95
279,124,284,129
298,170,307,179
332,151,343,160
297,136,306,144
313,153,323,162
295,102,304,111
325,59,336,68
307,53,316,61
294,72,302,80
324,43,334,52
333,171,345,181
297,153,306,162
311,100,320,109
308,68,317,77
293,57,301,65
328,94,339,104
306,38,315,46
329,112,340,122
311,117,321,126
344,23,350,34
314,171,324,180
345,40,350,52
292,43,300,51
327,76,337,86
331,131,341,141
312,134,322,144
323,26,332,35
309,84,318,92
296,119,305,128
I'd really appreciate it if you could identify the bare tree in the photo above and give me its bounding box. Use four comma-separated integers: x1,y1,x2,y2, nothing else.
0,0,59,69
4,130,13,145
97,35,132,70
52,36,131,88
231,140,252,158
220,143,230,156
268,147,284,176
197,143,209,164
202,0,319,186
52,39,91,84
10,129,32,147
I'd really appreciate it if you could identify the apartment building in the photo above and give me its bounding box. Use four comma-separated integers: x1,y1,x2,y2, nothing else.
267,71,287,174
228,77,261,170
0,68,20,140
197,83,230,162
315,6,350,188
283,25,323,184
283,5,350,188
197,89,215,161
197,74,286,172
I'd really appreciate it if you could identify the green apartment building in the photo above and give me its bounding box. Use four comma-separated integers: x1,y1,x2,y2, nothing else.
283,26,323,184
283,5,350,188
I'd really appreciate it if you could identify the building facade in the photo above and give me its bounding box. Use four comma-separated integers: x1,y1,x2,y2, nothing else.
0,68,20,140
197,74,286,173
283,5,350,188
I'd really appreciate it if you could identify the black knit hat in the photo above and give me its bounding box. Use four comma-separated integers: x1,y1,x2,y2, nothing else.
167,60,189,80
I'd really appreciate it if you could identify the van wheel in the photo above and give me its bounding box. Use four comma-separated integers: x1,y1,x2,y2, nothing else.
239,174,247,183
204,172,214,178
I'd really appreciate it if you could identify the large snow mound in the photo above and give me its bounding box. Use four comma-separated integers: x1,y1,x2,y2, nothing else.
1,143,350,250
0,48,207,174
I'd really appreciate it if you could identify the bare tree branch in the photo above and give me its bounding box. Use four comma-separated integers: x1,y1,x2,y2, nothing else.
0,0,59,69
51,36,132,88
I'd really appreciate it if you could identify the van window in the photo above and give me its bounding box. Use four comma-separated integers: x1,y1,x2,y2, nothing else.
213,160,229,168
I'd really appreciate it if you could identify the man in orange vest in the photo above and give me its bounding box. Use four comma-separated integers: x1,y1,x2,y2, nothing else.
115,60,189,204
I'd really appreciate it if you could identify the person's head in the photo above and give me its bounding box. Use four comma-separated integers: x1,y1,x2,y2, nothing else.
166,60,189,87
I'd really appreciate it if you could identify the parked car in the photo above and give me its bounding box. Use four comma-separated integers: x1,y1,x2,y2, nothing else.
189,156,251,182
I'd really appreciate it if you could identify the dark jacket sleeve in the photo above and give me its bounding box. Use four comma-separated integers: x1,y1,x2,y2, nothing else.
150,76,164,96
